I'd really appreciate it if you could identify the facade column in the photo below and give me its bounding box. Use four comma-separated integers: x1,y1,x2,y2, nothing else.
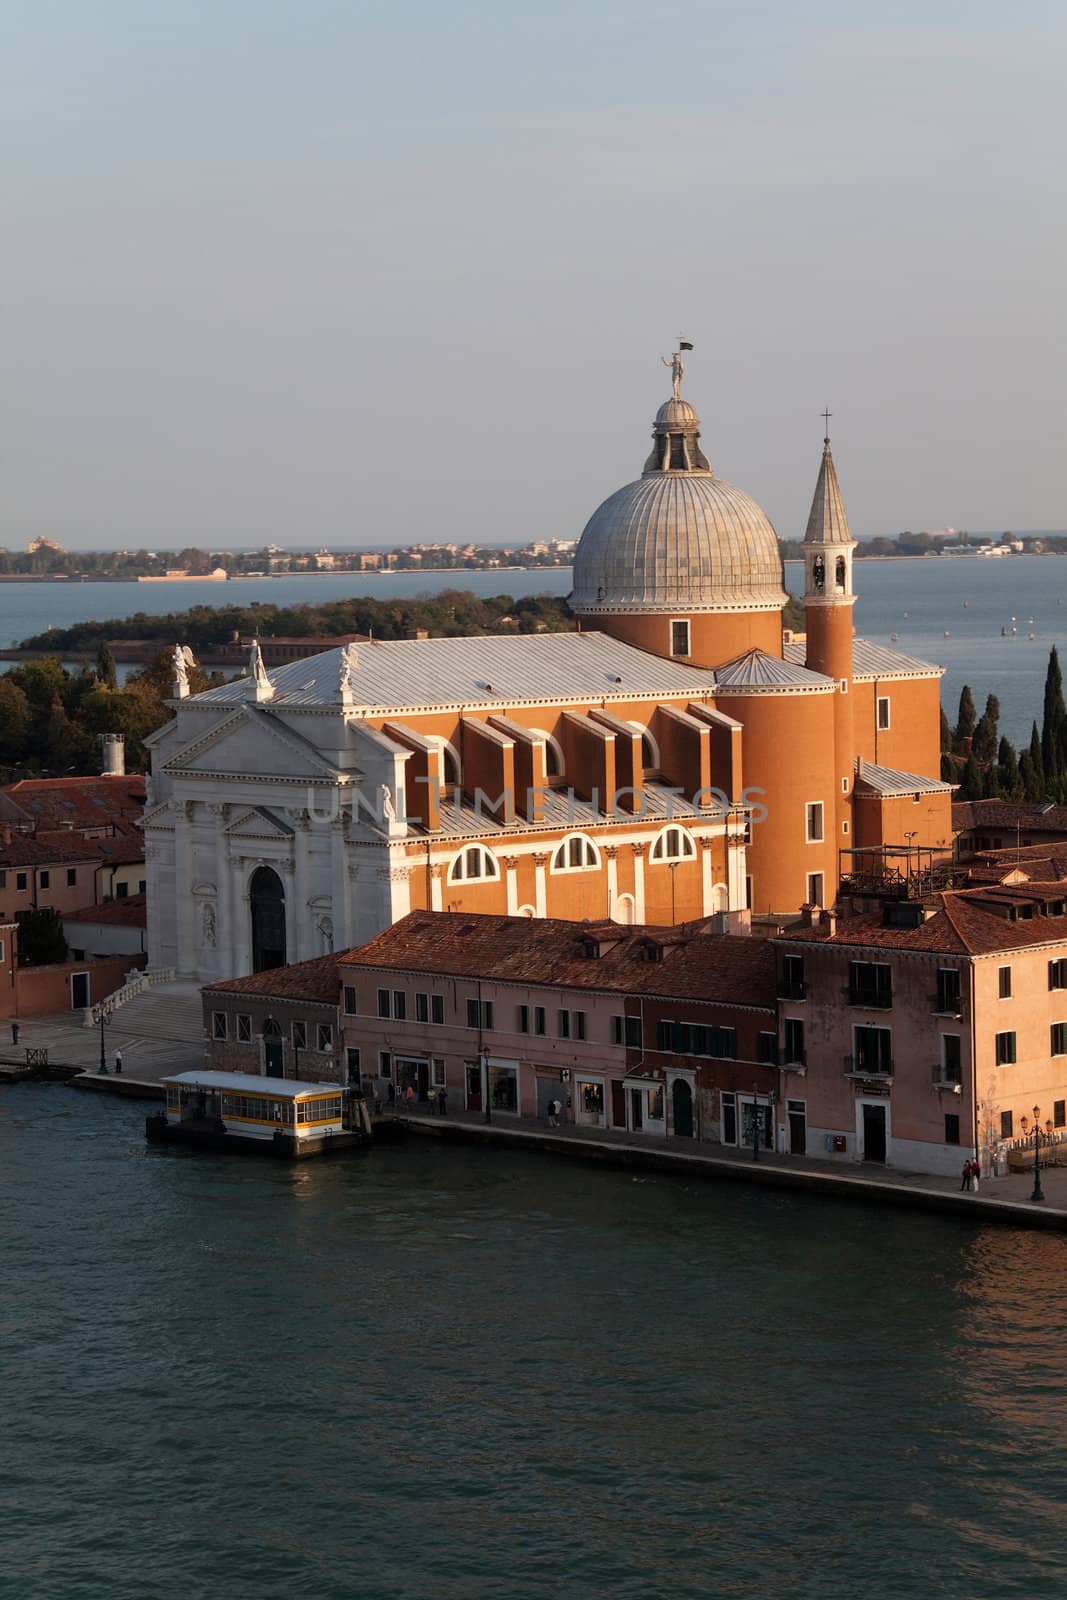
209,804,230,970
332,822,352,948
727,817,748,910
230,856,251,976
504,856,519,916
281,858,296,965
429,863,444,912
605,846,618,919
631,843,647,924
533,853,549,918
292,810,311,962
173,800,195,973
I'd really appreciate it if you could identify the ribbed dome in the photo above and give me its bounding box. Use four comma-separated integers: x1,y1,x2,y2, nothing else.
571,383,788,615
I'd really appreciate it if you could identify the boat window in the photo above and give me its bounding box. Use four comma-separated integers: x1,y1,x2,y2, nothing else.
295,1095,343,1124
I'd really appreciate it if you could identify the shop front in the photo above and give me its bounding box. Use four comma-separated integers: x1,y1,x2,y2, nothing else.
575,1075,606,1129
624,1074,667,1137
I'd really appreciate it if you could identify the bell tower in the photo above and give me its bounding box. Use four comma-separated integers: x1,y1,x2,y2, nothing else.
803,417,857,846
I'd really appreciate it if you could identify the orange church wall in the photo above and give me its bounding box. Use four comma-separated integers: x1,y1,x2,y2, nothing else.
853,790,954,855
642,857,704,924
853,677,943,780
592,610,783,668
715,690,838,914
804,604,855,683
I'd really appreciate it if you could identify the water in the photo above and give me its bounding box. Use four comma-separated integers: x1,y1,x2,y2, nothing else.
4,1084,1067,1600
3,559,1067,744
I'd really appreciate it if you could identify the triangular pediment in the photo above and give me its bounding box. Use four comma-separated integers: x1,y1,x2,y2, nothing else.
225,807,294,841
163,705,346,782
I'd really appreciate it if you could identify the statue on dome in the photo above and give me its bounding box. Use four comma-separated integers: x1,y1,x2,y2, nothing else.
661,349,685,402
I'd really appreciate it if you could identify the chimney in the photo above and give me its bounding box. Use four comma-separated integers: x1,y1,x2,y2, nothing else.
820,908,837,936
100,733,125,776
801,903,820,927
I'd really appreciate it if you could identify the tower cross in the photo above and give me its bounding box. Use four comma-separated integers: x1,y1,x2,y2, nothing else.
822,407,832,441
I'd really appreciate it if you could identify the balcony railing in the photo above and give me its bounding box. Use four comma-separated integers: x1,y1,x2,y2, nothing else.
844,1053,893,1079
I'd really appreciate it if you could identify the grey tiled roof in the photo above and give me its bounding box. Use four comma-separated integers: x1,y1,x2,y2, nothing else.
784,637,942,679
854,758,954,796
184,632,722,713
422,782,722,840
712,648,831,691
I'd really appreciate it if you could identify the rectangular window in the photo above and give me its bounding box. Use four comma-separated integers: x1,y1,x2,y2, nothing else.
392,991,406,1021
784,1018,805,1066
936,969,962,1014
317,1024,333,1052
670,619,690,657
612,1015,641,1048
574,1010,587,1042
944,1113,960,1145
467,998,479,1029
378,988,390,1019
758,1031,778,1064
346,1047,361,1082
1049,959,1067,991
292,1021,307,1050
942,1035,962,1083
533,1006,546,1036
343,986,357,1015
995,1031,1016,1065
1052,1023,1067,1056
16,873,26,891
877,696,891,730
780,954,805,1000
415,993,429,1023
236,1014,252,1043
431,994,444,1025
466,999,493,1029
66,868,77,887
116,881,129,898
379,1050,391,1078
998,966,1012,999
722,1091,737,1146
842,821,849,836
0,871,5,888
849,961,893,1009
853,1025,892,1075
519,1005,531,1034
1001,1109,1013,1139
841,777,849,793
39,871,50,889
806,872,824,907
805,802,824,843
432,1057,446,1087
557,1009,571,1039
212,1011,228,1041
1055,1100,1066,1129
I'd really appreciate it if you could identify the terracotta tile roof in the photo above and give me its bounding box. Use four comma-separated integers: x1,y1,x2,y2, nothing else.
779,885,1067,957
64,894,147,927
953,800,1067,835
340,910,776,1009
35,830,145,865
203,952,343,1005
0,836,104,868
0,775,146,835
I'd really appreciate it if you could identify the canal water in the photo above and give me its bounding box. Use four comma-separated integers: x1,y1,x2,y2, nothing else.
4,1086,1067,1599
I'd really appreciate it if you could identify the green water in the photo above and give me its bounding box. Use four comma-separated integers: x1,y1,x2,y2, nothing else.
3,1085,1066,1599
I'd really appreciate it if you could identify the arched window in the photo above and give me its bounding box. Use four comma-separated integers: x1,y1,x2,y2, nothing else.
530,729,564,780
250,865,286,972
628,722,659,771
552,833,600,873
429,737,461,789
650,826,697,863
448,844,500,884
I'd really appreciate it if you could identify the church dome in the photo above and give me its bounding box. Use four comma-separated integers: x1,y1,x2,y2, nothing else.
571,375,788,616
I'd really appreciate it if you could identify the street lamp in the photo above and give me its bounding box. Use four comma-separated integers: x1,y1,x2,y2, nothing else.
752,1083,760,1163
482,1047,492,1125
92,999,114,1075
1030,1104,1045,1203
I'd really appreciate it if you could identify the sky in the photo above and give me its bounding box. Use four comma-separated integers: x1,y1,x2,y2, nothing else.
2,0,1065,550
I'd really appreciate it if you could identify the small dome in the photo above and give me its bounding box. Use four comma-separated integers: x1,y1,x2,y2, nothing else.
571,383,788,616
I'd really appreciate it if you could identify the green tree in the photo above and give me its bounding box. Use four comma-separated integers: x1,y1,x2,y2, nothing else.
939,706,953,755
1020,744,1045,803
1042,647,1066,785
954,686,976,750
958,754,982,801
0,677,32,763
997,737,1024,802
15,908,68,967
972,695,1000,765
95,642,118,690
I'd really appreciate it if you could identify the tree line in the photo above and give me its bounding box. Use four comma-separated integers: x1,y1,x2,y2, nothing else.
944,646,1067,803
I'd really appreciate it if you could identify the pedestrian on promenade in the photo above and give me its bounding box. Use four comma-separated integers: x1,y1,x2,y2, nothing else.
114,1049,123,1075
547,1097,560,1128
403,1083,415,1110
10,1021,19,1046
437,1087,447,1116
971,1156,980,1194
387,1081,395,1108
961,1158,973,1191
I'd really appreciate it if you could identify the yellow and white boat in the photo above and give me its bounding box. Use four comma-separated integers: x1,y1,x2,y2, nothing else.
147,1071,370,1157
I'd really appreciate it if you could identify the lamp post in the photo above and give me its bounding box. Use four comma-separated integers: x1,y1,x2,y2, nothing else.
1030,1104,1045,1203
482,1047,492,1125
752,1083,760,1162
904,831,918,887
92,999,114,1075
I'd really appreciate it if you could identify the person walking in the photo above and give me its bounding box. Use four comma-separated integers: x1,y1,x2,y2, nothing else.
387,1080,396,1108
970,1155,980,1194
10,1021,19,1047
437,1087,447,1116
547,1097,560,1128
403,1083,415,1111
960,1157,973,1192
114,1049,123,1075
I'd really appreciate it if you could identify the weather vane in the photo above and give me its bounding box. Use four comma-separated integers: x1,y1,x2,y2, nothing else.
661,338,694,402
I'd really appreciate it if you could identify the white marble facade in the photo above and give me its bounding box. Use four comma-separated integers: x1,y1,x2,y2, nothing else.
144,682,412,982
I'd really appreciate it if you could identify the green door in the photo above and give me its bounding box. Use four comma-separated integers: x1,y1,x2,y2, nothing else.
264,1039,284,1077
672,1079,694,1138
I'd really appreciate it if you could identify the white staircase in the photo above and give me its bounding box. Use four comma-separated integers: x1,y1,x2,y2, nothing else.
106,980,205,1048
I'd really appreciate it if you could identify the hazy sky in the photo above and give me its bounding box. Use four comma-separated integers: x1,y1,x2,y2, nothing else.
3,1,1065,550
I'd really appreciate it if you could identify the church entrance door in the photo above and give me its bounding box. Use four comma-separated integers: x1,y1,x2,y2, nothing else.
250,867,286,972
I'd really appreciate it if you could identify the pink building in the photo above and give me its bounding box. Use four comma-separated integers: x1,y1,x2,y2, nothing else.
774,883,1067,1175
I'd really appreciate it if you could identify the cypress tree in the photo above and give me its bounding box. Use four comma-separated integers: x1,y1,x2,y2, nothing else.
954,685,976,749
959,754,982,801
95,641,118,690
939,706,953,754
972,694,1000,765
1029,722,1044,791
998,737,1024,802
1042,647,1065,785
1020,747,1045,803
